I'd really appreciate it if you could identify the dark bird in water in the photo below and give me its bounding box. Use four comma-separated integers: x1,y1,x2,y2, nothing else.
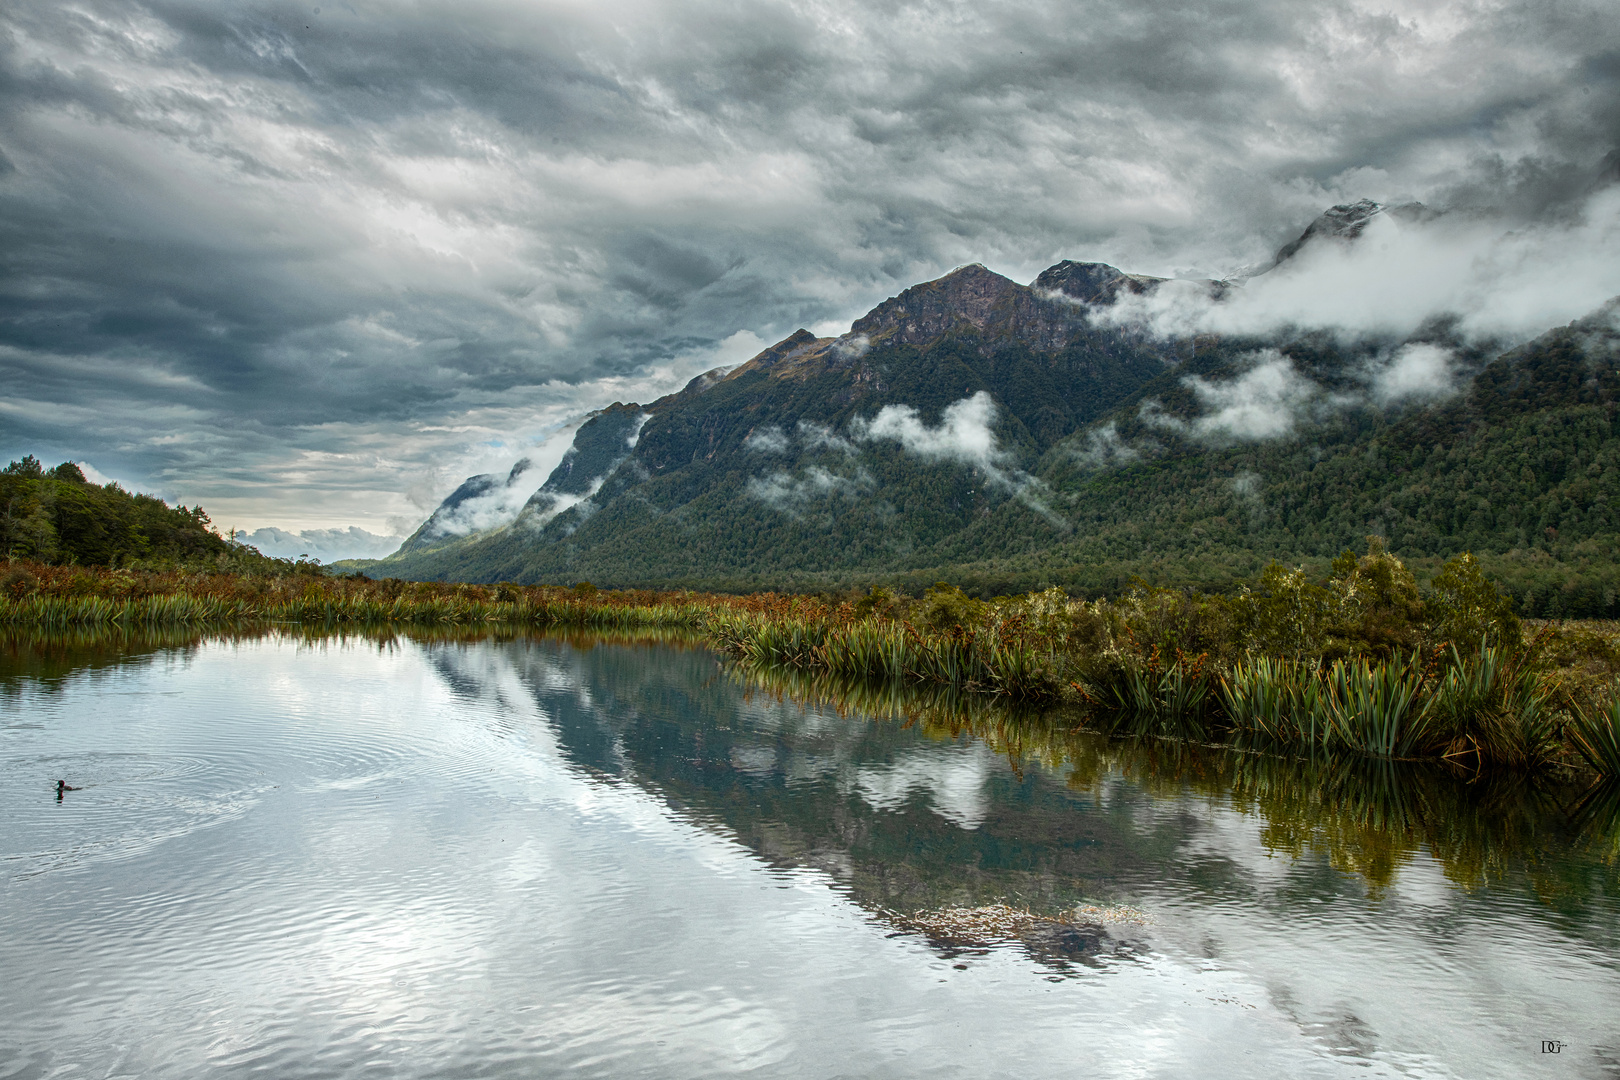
56,779,80,800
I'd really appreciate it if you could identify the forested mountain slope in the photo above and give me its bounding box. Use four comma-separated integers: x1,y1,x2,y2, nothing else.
1025,313,1620,613
356,218,1620,617
363,262,1178,583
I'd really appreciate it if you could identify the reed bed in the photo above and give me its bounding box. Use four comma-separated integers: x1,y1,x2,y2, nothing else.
5,553,1620,778
0,566,729,630
704,611,1049,697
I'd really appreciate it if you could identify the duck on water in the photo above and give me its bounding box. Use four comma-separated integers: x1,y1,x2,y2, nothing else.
55,779,80,801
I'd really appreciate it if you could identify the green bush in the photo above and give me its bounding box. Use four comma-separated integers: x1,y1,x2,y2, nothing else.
1427,552,1521,650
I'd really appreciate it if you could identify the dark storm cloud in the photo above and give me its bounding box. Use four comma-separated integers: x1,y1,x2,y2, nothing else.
1,0,1618,534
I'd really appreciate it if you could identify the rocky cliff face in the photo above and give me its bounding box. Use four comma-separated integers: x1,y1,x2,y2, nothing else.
848,263,1086,353
534,405,648,499
1031,261,1164,305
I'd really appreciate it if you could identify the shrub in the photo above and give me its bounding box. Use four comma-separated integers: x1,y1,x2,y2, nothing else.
1324,537,1426,658
1236,563,1332,660
919,582,986,633
1,566,39,599
1427,552,1521,650
852,584,902,621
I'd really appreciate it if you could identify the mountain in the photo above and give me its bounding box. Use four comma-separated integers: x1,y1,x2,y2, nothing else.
1264,198,1436,269
398,458,538,553
231,525,405,562
354,208,1620,617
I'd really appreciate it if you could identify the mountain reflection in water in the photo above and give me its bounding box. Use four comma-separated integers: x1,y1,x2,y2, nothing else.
2,628,1617,1079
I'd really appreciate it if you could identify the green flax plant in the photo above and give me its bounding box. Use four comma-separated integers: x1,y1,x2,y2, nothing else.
1567,684,1620,777
1098,649,1214,741
1322,653,1434,759
0,594,260,628
1429,643,1561,769
1218,657,1329,752
1569,781,1620,866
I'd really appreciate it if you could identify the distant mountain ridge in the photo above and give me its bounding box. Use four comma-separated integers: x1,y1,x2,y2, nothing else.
349,203,1620,617
400,458,536,553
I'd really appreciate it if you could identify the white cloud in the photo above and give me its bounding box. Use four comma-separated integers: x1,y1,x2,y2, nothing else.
852,392,1066,527
796,421,856,455
1067,422,1142,471
1231,471,1262,499
1370,342,1460,405
1132,338,1468,453
745,466,871,515
744,426,791,454
418,459,544,542
74,461,121,488
853,392,1006,471
1144,351,1317,443
523,478,608,534
234,526,406,562
833,334,870,360
1099,189,1620,343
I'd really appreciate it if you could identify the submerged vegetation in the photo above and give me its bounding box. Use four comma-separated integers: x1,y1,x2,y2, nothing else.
4,539,1620,778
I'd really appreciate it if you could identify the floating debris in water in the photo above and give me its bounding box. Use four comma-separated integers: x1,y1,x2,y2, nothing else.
1072,903,1151,926
902,904,1043,942
899,902,1150,946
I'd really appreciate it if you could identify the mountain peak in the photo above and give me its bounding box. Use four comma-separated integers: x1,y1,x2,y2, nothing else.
1272,199,1383,265
1031,261,1166,305
850,264,1027,346
1267,199,1437,270
763,327,821,358
727,328,837,379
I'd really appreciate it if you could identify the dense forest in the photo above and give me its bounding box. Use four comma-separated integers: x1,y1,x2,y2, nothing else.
990,321,1620,615
0,455,293,571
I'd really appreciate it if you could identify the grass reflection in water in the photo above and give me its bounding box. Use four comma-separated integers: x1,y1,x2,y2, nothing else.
731,658,1620,905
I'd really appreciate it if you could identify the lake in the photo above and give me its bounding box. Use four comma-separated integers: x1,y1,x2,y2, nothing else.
2,630,1617,1078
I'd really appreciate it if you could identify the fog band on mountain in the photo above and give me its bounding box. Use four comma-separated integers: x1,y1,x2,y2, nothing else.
1097,189,1620,342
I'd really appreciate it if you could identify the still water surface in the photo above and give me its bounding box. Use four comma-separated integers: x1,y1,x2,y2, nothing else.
1,631,1617,1078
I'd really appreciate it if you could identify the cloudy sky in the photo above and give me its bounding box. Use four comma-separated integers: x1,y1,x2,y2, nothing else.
2,0,1617,552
